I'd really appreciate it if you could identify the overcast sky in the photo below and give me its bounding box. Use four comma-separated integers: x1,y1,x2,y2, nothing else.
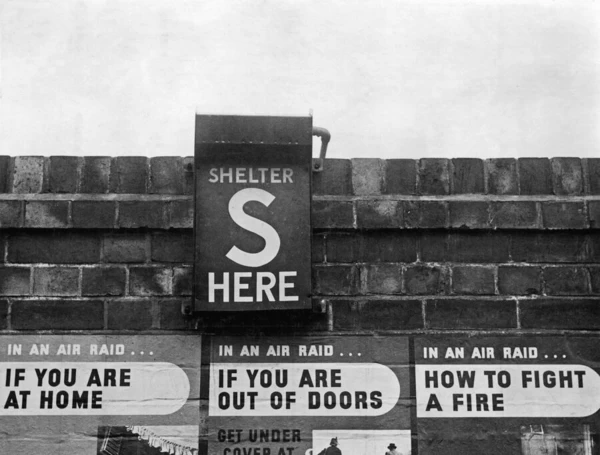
1,0,599,159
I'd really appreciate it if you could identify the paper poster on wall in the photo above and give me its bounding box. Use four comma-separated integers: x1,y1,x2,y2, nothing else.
206,336,412,455
414,336,600,455
0,334,202,455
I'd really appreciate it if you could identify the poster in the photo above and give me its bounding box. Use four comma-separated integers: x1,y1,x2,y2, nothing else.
415,336,600,455
0,335,202,454
206,336,412,455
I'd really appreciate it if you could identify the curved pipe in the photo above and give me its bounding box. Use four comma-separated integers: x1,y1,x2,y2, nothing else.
312,127,331,172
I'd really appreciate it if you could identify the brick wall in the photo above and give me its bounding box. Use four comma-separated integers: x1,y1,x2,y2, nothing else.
0,156,598,334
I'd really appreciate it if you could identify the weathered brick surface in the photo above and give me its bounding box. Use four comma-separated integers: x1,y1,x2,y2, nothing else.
589,201,600,229
33,267,79,296
543,267,590,295
361,231,418,262
82,267,126,296
363,264,403,294
452,266,495,295
0,267,30,295
520,299,600,330
110,157,148,193
12,299,104,330
352,159,384,195
405,201,448,229
173,267,192,296
356,200,401,229
519,158,552,194
312,159,351,195
551,158,582,195
119,201,168,228
150,157,183,194
422,232,510,263
81,157,111,193
510,232,590,263
418,159,449,195
169,200,194,228
542,202,587,229
0,300,7,329
12,157,45,193
103,234,147,263
48,156,79,193
151,232,194,263
8,232,101,263
490,202,538,229
385,159,417,194
404,265,445,295
312,234,325,263
426,299,517,329
0,201,23,228
107,299,155,330
497,266,541,295
487,159,518,195
314,200,354,228
25,201,69,228
587,158,600,194
452,159,484,194
449,201,488,229
333,300,423,330
0,156,10,193
130,267,172,296
72,201,115,228
312,265,359,295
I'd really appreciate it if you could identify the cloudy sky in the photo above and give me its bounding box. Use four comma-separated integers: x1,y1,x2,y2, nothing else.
0,0,598,159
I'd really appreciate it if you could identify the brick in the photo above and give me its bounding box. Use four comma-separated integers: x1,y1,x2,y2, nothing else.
0,156,10,193
587,159,600,194
405,265,445,295
520,298,600,330
361,231,418,262
497,266,541,295
590,267,600,293
422,232,509,263
173,267,192,296
0,267,30,295
312,234,325,263
427,299,517,329
418,159,449,195
487,159,518,195
118,201,168,228
333,300,423,330
313,200,354,228
544,267,590,295
12,299,104,330
12,156,45,193
312,159,352,195
0,300,7,329
107,299,154,330
490,201,538,229
312,265,358,295
449,201,488,229
0,234,5,264
0,201,23,227
80,157,111,193
151,232,194,263
326,233,359,263
356,200,401,229
130,267,172,296
33,267,79,296
197,308,327,332
8,232,101,264
150,157,183,194
24,200,69,228
82,267,126,296
591,233,600,262
159,298,194,330
405,201,448,228
385,159,417,194
452,159,484,194
103,234,147,263
72,201,115,228
169,199,193,228
589,201,600,229
519,158,552,194
352,159,384,195
551,158,582,195
48,156,79,193
363,264,403,294
110,157,148,193
511,232,590,263
182,157,195,196
452,266,495,295
542,202,587,229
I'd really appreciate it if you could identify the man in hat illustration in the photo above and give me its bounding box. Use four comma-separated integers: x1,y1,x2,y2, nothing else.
318,437,341,455
386,443,399,455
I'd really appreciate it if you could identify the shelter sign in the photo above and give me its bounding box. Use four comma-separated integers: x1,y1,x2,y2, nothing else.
194,115,313,311
206,336,412,455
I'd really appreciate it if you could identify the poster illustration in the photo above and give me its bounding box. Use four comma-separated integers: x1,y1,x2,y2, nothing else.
206,336,412,455
415,336,600,455
0,335,202,454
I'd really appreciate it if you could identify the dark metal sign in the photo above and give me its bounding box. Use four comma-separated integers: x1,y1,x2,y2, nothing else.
194,115,313,311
